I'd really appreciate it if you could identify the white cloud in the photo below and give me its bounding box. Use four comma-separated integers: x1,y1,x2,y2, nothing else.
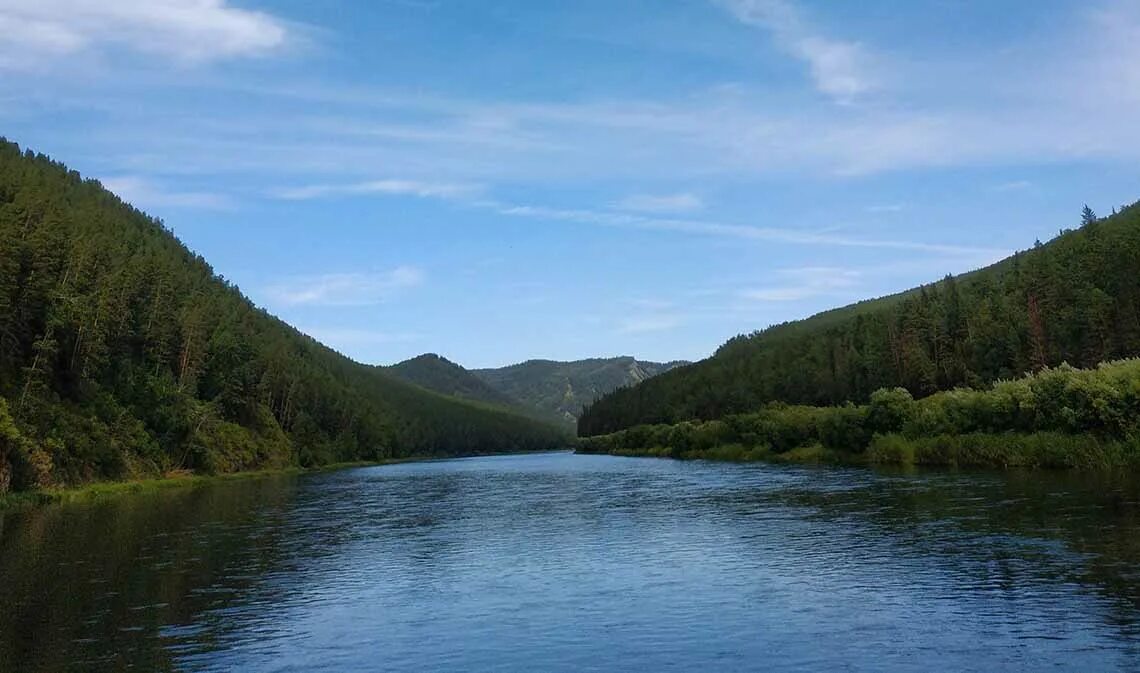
271,179,480,201
266,266,425,306
12,1,1140,220
616,192,704,213
65,15,1140,187
101,175,231,210
716,0,879,102
0,0,288,69
740,266,861,302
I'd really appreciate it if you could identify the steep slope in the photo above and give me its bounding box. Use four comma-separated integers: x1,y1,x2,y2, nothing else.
579,202,1140,436
0,139,567,494
386,353,524,410
474,357,689,426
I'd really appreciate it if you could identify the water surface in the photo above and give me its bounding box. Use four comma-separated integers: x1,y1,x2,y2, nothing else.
3,451,1140,671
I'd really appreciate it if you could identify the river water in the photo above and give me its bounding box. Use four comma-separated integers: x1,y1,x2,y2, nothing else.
2,451,1140,671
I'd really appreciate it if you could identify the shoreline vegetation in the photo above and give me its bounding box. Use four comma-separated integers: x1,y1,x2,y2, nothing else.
0,451,568,510
577,360,1140,470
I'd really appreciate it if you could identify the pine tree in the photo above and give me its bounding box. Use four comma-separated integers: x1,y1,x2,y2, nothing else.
1082,204,1098,227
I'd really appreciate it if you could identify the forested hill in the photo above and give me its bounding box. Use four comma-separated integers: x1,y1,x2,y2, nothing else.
386,354,525,412
579,202,1140,436
0,139,567,494
473,357,689,426
387,354,687,428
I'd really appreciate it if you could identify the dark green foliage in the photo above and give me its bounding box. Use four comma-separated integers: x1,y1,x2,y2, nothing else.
578,359,1140,469
0,139,566,492
867,388,914,435
866,433,1140,470
580,202,1140,436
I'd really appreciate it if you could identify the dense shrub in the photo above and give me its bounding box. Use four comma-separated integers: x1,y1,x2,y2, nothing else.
580,359,1140,469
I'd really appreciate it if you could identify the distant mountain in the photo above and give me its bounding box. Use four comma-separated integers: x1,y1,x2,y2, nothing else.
386,354,524,411
473,357,690,427
385,354,688,429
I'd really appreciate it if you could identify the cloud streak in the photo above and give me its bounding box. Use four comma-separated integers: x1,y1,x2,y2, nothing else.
739,267,861,302
616,192,704,213
485,200,1003,256
271,179,480,201
266,266,425,307
101,176,232,210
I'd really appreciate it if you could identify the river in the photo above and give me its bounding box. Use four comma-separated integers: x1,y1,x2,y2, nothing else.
2,451,1140,671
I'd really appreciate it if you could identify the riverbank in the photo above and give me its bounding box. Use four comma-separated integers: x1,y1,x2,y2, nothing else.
576,360,1140,471
580,431,1140,470
0,455,461,510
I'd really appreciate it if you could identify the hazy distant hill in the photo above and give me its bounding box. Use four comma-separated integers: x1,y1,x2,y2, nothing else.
473,357,690,426
387,354,688,429
386,354,525,411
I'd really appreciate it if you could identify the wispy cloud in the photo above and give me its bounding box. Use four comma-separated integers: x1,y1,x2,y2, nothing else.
716,0,880,103
271,179,480,201
52,2,1140,189
616,192,704,213
486,200,1002,256
266,266,425,306
740,266,861,302
101,176,232,210
0,0,289,69
866,203,905,213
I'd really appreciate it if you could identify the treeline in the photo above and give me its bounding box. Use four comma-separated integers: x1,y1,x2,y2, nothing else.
578,359,1140,468
0,140,566,494
580,202,1140,436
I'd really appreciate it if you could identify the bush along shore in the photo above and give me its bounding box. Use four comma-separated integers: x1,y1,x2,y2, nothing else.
576,359,1140,470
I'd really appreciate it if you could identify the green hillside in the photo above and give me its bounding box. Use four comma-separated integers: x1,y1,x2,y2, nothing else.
579,202,1140,436
386,353,526,411
474,357,688,426
0,140,567,494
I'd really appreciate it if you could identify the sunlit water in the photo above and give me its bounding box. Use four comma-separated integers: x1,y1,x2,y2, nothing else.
4,451,1140,671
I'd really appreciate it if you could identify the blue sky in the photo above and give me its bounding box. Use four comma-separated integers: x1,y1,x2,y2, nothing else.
2,0,1138,367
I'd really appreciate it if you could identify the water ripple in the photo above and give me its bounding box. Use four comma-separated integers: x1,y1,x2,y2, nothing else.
4,453,1140,671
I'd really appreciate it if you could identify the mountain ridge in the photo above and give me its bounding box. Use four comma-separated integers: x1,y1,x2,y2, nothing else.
473,356,689,427
387,353,688,428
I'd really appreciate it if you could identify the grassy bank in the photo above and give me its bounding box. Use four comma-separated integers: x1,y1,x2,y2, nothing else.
0,468,300,509
0,450,573,510
0,455,450,510
586,432,1140,470
577,359,1140,471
